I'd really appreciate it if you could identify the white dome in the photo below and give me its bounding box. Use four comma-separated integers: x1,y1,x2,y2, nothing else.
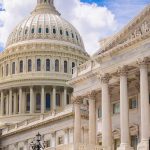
6,0,85,51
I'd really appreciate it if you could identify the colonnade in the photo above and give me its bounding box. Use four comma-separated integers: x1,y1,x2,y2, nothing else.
0,86,70,116
73,60,150,150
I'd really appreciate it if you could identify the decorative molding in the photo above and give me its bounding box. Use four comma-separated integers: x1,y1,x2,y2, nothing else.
98,73,111,84
117,65,128,76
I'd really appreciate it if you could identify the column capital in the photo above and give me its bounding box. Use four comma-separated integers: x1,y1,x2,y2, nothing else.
99,73,111,84
117,65,128,76
72,96,83,104
87,90,97,100
137,57,149,68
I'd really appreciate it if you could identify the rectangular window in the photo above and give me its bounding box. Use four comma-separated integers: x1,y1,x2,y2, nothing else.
114,139,120,150
129,96,137,109
58,136,64,145
131,135,138,150
113,102,120,114
45,140,51,148
98,107,102,118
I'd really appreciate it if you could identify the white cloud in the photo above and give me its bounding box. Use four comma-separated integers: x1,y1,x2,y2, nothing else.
0,0,117,55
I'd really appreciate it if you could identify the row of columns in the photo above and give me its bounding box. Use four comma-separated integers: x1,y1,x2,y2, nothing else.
0,86,69,116
74,60,150,150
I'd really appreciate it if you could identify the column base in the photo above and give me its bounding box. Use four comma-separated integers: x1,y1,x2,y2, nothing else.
137,140,149,150
117,144,134,150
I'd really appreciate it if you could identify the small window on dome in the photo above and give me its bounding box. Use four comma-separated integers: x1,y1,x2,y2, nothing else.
39,28,42,33
72,33,74,38
31,28,34,34
25,29,28,34
66,31,69,36
60,29,63,35
46,28,49,33
76,35,78,41
53,28,56,34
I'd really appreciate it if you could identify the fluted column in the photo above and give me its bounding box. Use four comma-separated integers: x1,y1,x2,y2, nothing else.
117,66,133,150
9,89,13,115
13,92,17,115
52,87,56,111
64,87,67,107
41,86,45,113
30,86,34,114
19,87,22,114
88,91,96,145
1,91,4,116
64,128,69,145
74,97,82,146
101,74,112,149
137,58,150,150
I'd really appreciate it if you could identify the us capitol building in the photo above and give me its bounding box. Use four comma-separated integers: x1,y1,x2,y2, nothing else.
0,0,150,150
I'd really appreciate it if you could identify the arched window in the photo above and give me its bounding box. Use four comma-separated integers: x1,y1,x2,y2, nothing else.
25,29,28,34
26,93,30,112
20,60,23,73
53,28,56,34
46,59,50,71
56,93,60,106
60,29,63,35
37,59,41,71
64,61,67,73
72,62,75,74
46,93,51,111
46,28,49,33
36,93,41,111
31,28,34,34
66,31,69,36
72,33,74,38
55,59,59,72
28,59,32,72
67,94,70,105
6,64,9,76
12,62,15,74
39,27,42,33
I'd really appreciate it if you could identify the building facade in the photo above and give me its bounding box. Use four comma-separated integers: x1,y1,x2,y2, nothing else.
69,4,150,150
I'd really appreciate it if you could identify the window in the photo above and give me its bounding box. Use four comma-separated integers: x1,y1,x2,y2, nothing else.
46,59,50,71
26,93,30,112
55,59,59,72
37,59,41,71
46,93,51,111
39,27,42,33
98,107,102,118
76,35,78,41
36,93,41,111
28,59,32,72
12,62,15,74
19,147,24,150
64,61,67,73
72,33,74,38
60,29,63,35
31,28,34,33
46,28,49,33
113,102,120,114
72,62,75,74
6,64,9,76
66,31,69,36
129,97,137,109
20,60,23,73
53,28,56,34
25,29,28,34
56,93,60,106
45,140,51,148
131,135,138,150
114,139,120,150
67,94,70,105
58,136,63,145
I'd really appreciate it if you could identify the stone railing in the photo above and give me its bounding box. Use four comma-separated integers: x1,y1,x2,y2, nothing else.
78,144,103,150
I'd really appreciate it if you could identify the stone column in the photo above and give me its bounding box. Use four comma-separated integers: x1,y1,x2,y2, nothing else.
51,131,56,149
24,140,28,150
9,88,13,115
101,74,112,150
30,86,34,114
137,59,150,150
74,97,82,146
13,92,17,115
64,128,69,145
41,86,45,113
19,87,22,114
117,66,133,150
88,91,96,145
52,87,56,111
6,94,9,115
1,91,4,116
63,87,67,107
